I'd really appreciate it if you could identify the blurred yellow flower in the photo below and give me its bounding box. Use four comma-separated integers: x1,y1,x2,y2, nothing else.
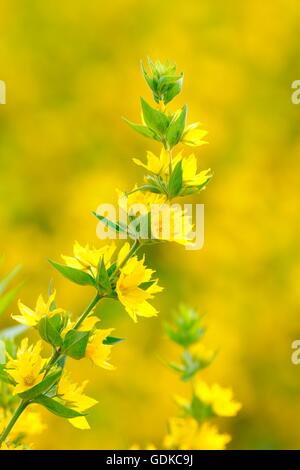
190,342,215,363
0,407,45,438
12,290,64,327
116,243,163,322
61,241,116,278
194,381,242,417
57,373,98,430
85,328,115,370
181,123,208,147
164,417,231,450
6,339,45,395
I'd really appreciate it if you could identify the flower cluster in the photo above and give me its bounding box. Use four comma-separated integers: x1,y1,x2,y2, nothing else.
132,305,241,450
0,58,214,450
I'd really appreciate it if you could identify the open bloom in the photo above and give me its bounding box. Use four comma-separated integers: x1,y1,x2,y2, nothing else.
6,339,45,395
62,241,116,277
85,328,115,370
181,122,208,147
172,153,212,190
164,417,231,450
194,381,242,417
133,148,169,176
12,290,64,327
116,243,163,322
57,372,98,430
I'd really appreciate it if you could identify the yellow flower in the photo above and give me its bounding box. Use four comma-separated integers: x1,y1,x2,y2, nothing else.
61,241,116,278
12,290,64,327
164,417,231,450
133,149,211,193
181,122,208,147
194,381,242,417
133,148,169,175
6,339,46,395
57,372,98,430
150,204,194,246
116,243,163,322
118,188,166,215
172,153,212,189
85,328,115,370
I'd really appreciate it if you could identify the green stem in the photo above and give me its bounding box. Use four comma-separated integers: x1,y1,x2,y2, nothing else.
117,239,140,271
43,292,103,375
73,292,102,330
0,400,28,446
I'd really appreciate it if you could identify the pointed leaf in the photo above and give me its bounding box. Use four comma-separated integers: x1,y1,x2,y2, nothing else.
34,395,85,419
49,260,95,287
123,118,159,140
62,330,90,360
140,97,170,135
168,160,183,198
166,105,187,148
103,336,124,346
38,316,63,348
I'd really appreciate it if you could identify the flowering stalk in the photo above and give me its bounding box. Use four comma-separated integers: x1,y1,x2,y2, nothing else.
0,58,213,449
132,306,241,450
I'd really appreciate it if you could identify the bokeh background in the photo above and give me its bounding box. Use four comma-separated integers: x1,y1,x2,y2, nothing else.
1,0,300,450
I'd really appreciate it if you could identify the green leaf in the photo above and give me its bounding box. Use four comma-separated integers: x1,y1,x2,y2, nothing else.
168,160,183,198
34,395,85,419
18,368,62,400
0,265,21,296
139,281,156,290
49,260,95,287
123,118,159,140
38,316,63,348
93,211,128,235
62,330,90,360
164,78,183,104
0,364,15,385
0,283,23,318
103,336,124,346
166,105,187,148
140,97,170,135
96,257,111,293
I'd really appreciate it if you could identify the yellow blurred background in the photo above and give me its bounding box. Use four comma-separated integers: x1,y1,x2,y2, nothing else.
1,0,300,449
